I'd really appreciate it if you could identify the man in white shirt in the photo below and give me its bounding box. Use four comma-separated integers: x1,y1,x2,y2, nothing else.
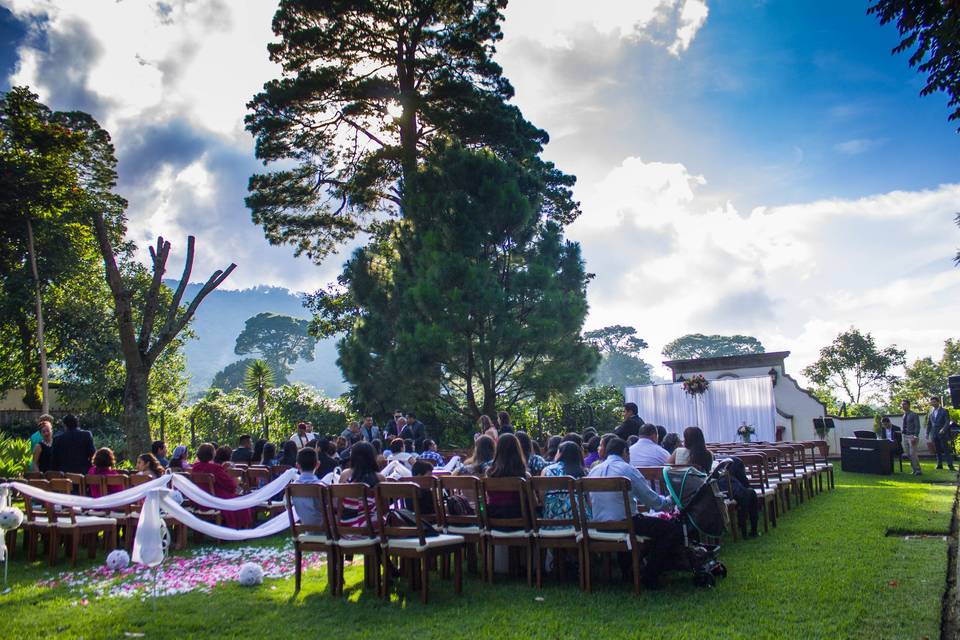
629,423,670,466
289,422,316,450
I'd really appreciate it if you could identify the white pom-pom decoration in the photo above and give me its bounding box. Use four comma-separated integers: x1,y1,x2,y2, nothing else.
106,549,130,571
238,562,264,586
0,506,24,531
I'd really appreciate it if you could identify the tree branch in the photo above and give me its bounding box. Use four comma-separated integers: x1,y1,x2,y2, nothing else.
138,236,171,354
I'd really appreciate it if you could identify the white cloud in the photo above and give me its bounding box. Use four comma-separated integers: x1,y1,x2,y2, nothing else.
570,156,960,381
834,138,886,155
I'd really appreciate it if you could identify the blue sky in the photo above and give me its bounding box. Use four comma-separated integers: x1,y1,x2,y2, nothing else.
1,0,957,382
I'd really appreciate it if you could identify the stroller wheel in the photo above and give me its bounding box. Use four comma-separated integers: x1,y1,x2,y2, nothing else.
712,563,727,578
694,572,716,588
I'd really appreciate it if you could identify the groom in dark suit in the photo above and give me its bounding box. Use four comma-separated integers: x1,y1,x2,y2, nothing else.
927,396,954,470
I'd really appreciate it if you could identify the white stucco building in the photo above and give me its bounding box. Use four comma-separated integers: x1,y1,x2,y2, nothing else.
662,351,827,443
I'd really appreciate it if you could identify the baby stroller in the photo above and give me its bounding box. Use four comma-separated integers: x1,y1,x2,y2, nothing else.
661,460,732,587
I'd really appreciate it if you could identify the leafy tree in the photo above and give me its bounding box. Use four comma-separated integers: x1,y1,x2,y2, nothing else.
211,358,258,392
661,333,765,360
244,359,274,439
802,327,906,405
584,325,653,387
234,312,317,383
246,0,577,262
868,0,960,130
0,86,126,410
330,142,597,420
889,339,960,412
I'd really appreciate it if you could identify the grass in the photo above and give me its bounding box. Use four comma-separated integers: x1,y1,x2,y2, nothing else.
1,463,956,640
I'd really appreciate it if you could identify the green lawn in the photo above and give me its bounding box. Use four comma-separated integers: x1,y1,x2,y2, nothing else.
1,463,956,640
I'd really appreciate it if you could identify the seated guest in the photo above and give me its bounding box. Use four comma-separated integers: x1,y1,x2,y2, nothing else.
169,445,191,471
669,426,713,471
371,439,383,455
656,425,667,445
545,435,562,462
388,438,417,469
279,441,299,468
582,427,599,442
231,435,254,464
214,445,233,466
251,438,267,465
541,441,590,522
335,436,349,453
561,432,583,449
192,443,253,529
516,431,548,475
457,435,495,476
52,414,96,474
407,459,436,514
485,433,529,519
583,436,601,468
418,439,444,466
151,440,169,467
32,420,54,474
292,447,324,527
588,437,679,589
135,453,165,479
88,448,122,497
628,423,670,466
478,415,498,441
260,442,278,467
661,433,681,455
626,435,639,447
338,441,384,528
341,421,362,443
497,410,515,434
316,438,340,479
725,457,759,538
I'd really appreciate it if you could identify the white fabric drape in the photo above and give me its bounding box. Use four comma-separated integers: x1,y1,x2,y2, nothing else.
132,489,167,567
625,376,776,442
4,475,170,510
169,469,297,511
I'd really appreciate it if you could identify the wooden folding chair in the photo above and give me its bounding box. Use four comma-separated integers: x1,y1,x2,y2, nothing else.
286,483,338,594
733,453,776,533
246,467,284,521
376,481,464,604
634,467,667,495
328,483,382,597
439,475,487,579
29,478,117,566
481,477,533,586
575,477,648,595
529,476,584,589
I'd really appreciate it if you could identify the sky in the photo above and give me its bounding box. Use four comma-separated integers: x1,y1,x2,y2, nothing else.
1,0,958,383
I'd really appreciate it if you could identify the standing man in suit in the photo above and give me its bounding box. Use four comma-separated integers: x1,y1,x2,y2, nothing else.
51,414,96,474
401,412,427,451
927,396,954,471
614,403,645,440
360,415,381,442
385,409,403,439
901,399,922,475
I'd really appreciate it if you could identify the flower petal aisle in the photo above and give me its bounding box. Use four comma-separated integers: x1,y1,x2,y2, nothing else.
37,542,324,602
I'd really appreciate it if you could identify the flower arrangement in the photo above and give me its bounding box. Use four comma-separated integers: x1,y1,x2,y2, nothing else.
737,422,755,442
682,374,710,396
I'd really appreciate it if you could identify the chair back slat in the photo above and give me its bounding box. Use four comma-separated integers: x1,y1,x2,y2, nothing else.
439,475,484,529
285,483,332,538
529,476,580,533
84,474,105,497
481,477,531,532
634,466,666,494
328,483,378,541
375,482,429,546
575,477,636,535
190,472,216,495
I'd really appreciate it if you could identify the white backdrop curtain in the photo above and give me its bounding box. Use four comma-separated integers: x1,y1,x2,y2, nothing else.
625,376,776,442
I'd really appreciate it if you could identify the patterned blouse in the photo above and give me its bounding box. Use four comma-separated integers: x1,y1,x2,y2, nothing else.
540,462,590,523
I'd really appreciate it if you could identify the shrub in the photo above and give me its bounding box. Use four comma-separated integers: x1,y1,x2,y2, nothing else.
0,434,33,478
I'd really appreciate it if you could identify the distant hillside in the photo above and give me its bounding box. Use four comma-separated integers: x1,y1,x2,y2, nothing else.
166,280,347,398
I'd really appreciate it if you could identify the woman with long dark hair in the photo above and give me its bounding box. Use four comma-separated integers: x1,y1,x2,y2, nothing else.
541,441,590,522
338,441,384,528
485,433,528,519
458,435,496,475
545,435,562,461
135,453,165,478
670,426,714,472
252,438,267,465
279,440,298,467
516,431,548,475
478,414,498,441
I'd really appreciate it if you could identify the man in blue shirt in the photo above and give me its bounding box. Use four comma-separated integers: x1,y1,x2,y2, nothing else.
151,440,169,467
418,439,444,467
588,437,682,589
292,448,325,527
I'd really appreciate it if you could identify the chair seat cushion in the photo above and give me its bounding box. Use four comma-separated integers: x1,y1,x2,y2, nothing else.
297,533,332,545
536,526,578,538
446,524,482,535
487,528,532,539
73,516,116,527
386,534,465,551
336,536,379,549
583,529,651,544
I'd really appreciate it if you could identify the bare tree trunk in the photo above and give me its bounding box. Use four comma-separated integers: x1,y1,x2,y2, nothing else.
123,365,151,458
25,219,49,414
